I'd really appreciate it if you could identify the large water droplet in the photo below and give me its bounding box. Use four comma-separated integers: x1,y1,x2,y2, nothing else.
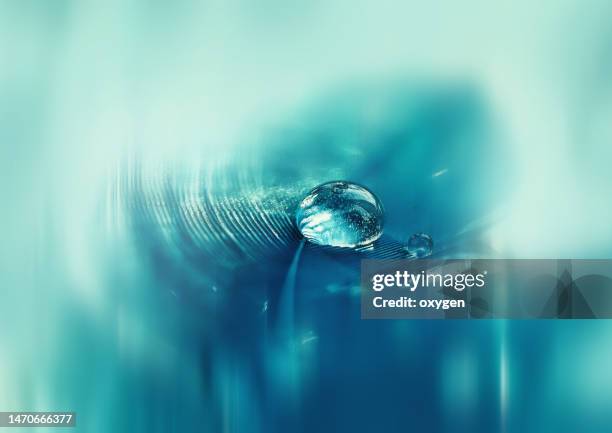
405,233,433,258
295,181,384,248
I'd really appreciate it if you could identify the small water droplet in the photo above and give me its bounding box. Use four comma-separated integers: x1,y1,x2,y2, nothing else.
405,233,433,258
296,181,384,248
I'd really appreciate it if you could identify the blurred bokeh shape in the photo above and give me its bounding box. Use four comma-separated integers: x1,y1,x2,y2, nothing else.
113,79,513,433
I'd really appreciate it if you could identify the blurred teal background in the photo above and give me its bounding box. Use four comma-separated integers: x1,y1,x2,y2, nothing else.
2,1,612,432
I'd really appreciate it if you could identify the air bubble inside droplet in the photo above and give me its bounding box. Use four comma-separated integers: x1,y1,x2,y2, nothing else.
405,233,433,258
295,181,384,248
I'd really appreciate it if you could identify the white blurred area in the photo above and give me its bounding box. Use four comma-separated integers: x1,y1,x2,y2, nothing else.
1,0,612,428
2,0,611,265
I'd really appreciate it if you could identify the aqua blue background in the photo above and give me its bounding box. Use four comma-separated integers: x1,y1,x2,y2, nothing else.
2,1,612,432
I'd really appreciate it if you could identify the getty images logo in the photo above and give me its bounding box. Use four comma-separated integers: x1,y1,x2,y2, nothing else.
371,270,487,292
